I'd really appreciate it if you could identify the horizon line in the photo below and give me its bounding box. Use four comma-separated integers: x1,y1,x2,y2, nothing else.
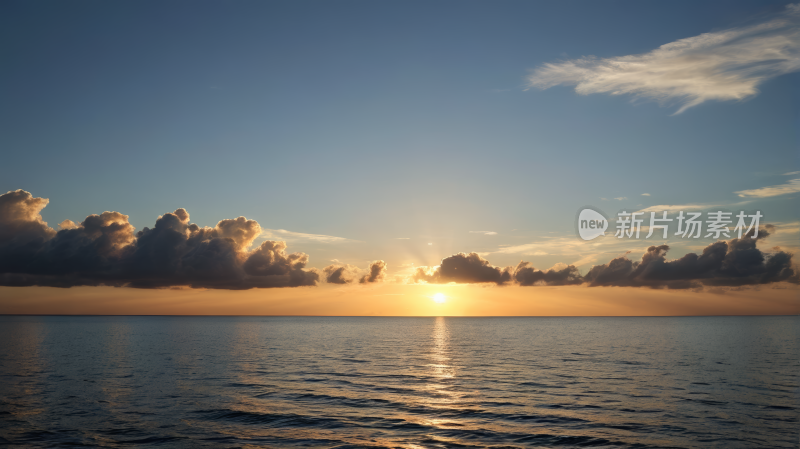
1,314,797,318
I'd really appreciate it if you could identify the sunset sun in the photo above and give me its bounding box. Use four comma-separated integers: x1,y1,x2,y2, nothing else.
432,293,447,303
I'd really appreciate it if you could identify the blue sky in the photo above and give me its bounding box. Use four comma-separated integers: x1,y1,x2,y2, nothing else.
1,0,797,276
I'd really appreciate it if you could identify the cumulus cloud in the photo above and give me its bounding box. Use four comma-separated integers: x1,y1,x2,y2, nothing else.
413,228,797,289
513,262,583,286
215,216,262,251
735,178,800,198
322,260,388,284
584,228,798,288
411,254,582,287
412,252,513,285
0,189,56,245
360,260,387,283
527,4,800,113
0,190,319,289
322,263,361,284
58,219,78,230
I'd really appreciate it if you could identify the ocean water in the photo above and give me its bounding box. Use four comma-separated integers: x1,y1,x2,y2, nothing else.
0,316,797,448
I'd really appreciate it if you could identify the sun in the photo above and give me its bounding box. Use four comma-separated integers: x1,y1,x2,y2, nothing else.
432,293,447,304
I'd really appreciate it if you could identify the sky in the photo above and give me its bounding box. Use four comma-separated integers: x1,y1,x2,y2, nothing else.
0,0,798,315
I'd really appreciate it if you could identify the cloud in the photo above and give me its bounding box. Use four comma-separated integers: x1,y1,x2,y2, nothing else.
513,262,583,286
614,197,628,201
360,260,387,283
527,4,800,113
470,231,498,235
410,254,583,287
486,231,661,273
783,171,800,176
0,189,56,245
636,199,756,214
321,260,388,284
641,193,651,197
584,227,798,288
763,221,800,246
735,178,800,198
414,227,797,289
323,263,361,284
636,204,716,213
58,219,78,230
492,242,565,256
570,253,601,268
0,190,319,289
412,253,513,285
215,216,262,251
260,229,351,243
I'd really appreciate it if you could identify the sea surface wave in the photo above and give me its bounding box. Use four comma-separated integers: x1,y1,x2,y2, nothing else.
0,316,797,448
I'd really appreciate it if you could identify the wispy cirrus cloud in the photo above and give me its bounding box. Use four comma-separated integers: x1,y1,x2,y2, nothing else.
470,231,498,236
735,178,800,198
636,198,756,214
636,204,717,213
260,229,353,243
489,235,650,267
527,4,800,114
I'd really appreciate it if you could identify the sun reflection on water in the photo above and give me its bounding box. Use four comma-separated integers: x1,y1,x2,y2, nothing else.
429,317,454,379
422,316,462,428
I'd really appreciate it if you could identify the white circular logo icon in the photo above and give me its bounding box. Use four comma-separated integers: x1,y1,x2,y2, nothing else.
577,208,608,241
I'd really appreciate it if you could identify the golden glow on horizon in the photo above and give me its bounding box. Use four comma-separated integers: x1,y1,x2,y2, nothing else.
432,292,447,304
0,283,798,316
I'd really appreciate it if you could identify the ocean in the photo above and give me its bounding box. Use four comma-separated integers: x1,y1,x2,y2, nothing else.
0,316,797,448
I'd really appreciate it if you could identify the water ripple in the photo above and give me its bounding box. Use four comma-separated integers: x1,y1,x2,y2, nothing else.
0,316,797,448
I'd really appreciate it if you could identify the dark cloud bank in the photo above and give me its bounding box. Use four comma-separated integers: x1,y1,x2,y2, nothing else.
0,190,320,289
413,228,798,289
1,190,796,290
